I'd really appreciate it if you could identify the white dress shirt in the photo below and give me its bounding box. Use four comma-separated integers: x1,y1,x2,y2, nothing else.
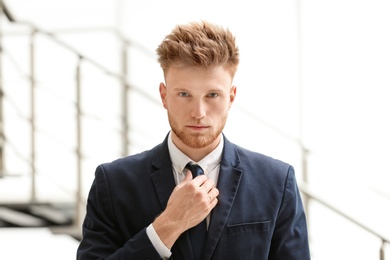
146,132,223,259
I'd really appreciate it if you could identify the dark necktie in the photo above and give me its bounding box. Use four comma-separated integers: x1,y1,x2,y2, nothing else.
185,162,207,260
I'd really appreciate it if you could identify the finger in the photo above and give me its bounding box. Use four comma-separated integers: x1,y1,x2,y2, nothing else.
210,197,218,208
199,178,216,192
184,170,193,180
208,185,219,194
176,171,193,189
208,187,219,201
192,174,208,187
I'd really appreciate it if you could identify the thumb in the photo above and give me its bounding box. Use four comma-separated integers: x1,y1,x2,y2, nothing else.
175,171,193,190
181,170,193,183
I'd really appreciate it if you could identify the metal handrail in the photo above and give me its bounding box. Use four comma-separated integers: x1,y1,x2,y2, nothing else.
299,182,389,260
1,8,389,259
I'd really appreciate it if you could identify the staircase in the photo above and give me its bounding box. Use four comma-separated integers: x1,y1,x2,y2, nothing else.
0,204,73,228
0,1,162,243
1,2,390,260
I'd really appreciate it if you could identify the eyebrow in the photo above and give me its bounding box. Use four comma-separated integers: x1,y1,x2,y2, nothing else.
172,86,225,92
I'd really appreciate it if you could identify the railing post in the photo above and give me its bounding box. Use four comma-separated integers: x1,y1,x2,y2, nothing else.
380,240,385,260
0,0,5,178
75,55,83,232
295,0,311,234
121,40,129,157
301,146,309,202
30,28,37,202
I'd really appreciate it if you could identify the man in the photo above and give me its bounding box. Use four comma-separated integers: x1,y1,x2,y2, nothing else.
77,20,311,259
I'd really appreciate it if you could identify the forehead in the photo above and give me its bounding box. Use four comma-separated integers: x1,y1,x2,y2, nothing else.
165,65,233,89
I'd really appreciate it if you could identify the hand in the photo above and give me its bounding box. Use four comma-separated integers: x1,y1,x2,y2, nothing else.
167,171,219,228
153,171,219,249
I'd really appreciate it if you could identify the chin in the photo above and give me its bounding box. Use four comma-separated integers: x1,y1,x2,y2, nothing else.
183,133,219,149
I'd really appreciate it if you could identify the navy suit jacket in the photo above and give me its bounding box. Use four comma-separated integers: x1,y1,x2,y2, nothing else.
77,134,310,259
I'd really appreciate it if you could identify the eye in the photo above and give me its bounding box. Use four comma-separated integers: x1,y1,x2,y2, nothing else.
207,93,219,98
178,92,190,97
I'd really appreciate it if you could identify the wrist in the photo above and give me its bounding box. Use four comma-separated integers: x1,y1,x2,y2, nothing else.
153,213,184,249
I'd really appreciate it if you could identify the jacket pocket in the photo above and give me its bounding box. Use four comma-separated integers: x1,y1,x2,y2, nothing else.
227,220,270,236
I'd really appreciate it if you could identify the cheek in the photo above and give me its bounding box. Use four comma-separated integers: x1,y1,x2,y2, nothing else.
165,99,178,111
167,102,185,117
163,95,176,110
214,101,231,113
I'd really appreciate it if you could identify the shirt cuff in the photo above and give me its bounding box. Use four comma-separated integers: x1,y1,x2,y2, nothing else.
146,223,172,259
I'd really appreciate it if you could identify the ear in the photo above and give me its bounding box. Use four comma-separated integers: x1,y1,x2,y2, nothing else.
159,82,168,109
229,85,237,108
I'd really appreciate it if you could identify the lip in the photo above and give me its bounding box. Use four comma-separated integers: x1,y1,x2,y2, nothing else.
187,125,209,130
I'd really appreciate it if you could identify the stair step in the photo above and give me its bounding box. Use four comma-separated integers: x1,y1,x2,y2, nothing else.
0,207,47,227
29,205,72,225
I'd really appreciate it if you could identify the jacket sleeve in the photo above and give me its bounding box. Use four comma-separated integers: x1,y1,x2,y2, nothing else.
268,166,311,259
76,165,162,260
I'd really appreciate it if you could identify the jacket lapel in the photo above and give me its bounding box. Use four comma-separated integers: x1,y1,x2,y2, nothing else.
203,136,242,260
150,134,242,260
150,135,176,209
150,135,194,260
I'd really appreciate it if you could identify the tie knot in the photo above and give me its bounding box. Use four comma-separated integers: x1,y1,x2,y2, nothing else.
185,162,204,178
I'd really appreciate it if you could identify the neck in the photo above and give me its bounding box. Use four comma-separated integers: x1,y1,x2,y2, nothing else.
171,133,221,162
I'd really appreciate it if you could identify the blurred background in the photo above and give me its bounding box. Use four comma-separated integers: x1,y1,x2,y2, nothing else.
0,0,389,259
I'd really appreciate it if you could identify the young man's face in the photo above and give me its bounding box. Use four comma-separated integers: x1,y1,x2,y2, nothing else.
159,65,236,151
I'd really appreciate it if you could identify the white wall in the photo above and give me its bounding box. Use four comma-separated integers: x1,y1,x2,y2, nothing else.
2,0,390,259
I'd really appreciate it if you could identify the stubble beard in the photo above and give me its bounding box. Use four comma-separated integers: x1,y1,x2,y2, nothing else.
168,114,226,149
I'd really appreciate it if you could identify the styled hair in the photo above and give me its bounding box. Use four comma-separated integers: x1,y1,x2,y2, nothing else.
156,20,240,77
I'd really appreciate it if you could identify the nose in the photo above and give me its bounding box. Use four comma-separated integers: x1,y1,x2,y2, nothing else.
190,99,206,119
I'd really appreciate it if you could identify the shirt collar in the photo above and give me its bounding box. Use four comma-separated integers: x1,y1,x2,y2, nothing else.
168,131,224,175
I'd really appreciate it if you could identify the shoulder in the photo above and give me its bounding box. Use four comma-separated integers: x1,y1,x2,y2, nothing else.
224,139,295,187
236,144,290,170
224,136,292,173
97,139,168,177
230,143,299,200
